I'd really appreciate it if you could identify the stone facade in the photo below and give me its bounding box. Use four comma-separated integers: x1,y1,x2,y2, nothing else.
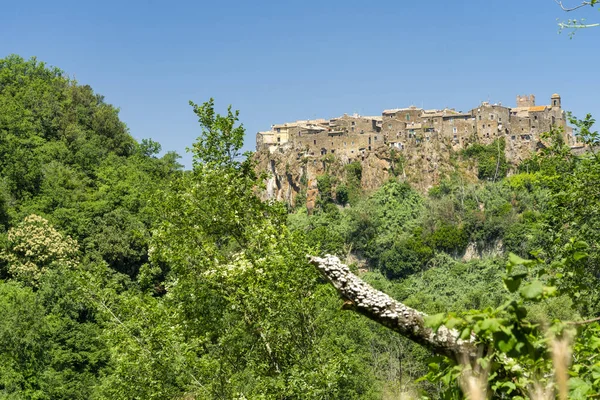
255,94,579,204
257,94,577,157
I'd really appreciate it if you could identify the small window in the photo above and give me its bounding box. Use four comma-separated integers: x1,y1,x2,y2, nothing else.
478,115,482,121
313,140,316,145
374,136,377,141
534,115,538,121
490,114,494,120
276,128,281,133
351,127,355,132
406,114,410,121
277,137,281,143
452,127,458,134
511,135,515,140
388,124,392,129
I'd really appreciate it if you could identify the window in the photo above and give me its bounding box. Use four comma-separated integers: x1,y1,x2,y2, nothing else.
406,114,410,121
352,121,356,126
313,140,316,145
374,136,377,141
490,114,494,120
276,128,281,133
479,115,482,121
534,115,538,121
277,137,281,143
351,127,355,132
453,127,458,134
499,117,502,122
388,124,392,129
511,135,515,140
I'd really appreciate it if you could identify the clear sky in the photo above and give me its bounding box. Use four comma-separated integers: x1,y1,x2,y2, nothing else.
2,0,598,168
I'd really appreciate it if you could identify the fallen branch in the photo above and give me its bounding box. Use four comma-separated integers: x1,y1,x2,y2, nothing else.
308,255,477,360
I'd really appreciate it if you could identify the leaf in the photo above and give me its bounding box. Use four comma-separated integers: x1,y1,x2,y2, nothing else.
503,276,522,293
508,253,533,271
480,318,502,333
460,327,472,340
493,331,517,353
569,377,593,400
424,313,446,332
520,280,544,300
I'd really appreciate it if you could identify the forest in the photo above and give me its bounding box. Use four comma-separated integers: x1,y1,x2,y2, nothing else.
0,54,599,399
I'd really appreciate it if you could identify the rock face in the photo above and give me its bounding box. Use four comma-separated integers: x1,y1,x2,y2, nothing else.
254,140,479,205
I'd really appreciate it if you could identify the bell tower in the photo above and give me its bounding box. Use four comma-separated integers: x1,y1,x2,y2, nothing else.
551,93,561,108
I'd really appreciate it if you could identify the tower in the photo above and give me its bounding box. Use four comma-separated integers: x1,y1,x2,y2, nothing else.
551,93,561,108
516,94,536,108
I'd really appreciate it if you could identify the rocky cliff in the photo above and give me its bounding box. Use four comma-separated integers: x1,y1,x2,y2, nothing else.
254,140,485,208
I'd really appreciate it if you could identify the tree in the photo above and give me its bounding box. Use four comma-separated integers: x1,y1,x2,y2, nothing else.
188,98,245,169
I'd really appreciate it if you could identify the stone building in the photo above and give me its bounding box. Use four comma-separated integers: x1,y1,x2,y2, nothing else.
256,94,577,158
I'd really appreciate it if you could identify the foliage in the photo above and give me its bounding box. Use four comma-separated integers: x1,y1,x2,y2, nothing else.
188,98,245,169
462,139,508,181
3,53,600,399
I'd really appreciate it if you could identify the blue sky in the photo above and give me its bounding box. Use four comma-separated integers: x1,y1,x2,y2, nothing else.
2,0,598,168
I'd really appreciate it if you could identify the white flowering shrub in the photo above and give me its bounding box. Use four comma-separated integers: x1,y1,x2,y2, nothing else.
1,214,79,284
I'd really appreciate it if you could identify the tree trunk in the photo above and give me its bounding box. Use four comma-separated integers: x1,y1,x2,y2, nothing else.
308,255,477,360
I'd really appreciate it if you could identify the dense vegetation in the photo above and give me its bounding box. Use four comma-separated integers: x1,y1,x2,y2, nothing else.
1,55,600,399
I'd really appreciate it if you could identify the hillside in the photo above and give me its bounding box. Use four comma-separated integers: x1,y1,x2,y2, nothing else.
1,55,600,399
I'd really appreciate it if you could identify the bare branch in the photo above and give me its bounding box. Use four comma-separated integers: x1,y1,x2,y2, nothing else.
566,315,600,325
308,255,477,360
555,0,595,12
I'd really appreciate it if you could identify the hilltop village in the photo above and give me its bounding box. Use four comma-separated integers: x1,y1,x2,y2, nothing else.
255,94,577,205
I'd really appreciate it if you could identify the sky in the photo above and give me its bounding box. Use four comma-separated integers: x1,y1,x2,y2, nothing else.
2,0,599,168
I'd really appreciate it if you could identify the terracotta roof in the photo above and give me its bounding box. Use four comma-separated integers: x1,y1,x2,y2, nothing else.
529,106,547,112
